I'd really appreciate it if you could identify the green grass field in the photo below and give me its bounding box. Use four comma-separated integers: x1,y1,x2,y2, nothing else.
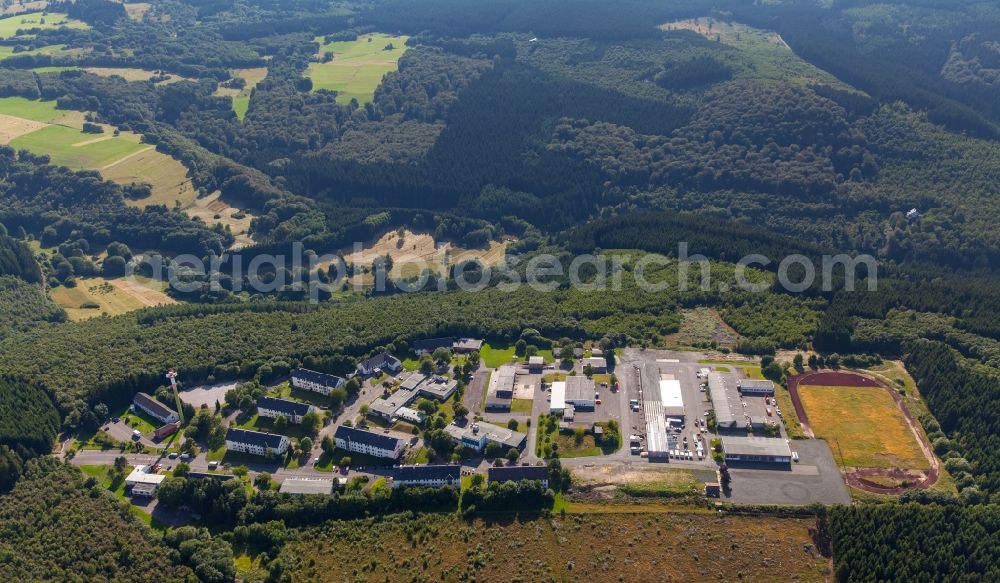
11,124,148,168
306,33,408,104
0,43,77,60
0,96,63,122
480,342,516,368
0,11,88,39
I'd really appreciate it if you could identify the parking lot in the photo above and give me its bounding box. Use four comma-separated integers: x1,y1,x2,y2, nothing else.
725,439,851,505
618,349,715,467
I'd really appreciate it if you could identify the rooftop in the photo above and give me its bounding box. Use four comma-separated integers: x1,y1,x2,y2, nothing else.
225,427,287,449
659,379,684,409
392,464,461,482
488,465,549,484
292,368,345,387
722,436,792,458
400,372,427,391
335,425,404,451
370,388,417,417
280,478,334,495
132,392,177,419
565,376,595,401
550,381,566,410
584,357,606,368
528,356,544,366
739,379,775,390
445,421,526,449
708,372,741,427
453,338,484,352
257,396,312,417
125,465,166,486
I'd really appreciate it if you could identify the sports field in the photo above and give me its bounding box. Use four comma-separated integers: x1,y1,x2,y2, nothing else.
306,33,408,104
0,11,88,39
798,384,929,470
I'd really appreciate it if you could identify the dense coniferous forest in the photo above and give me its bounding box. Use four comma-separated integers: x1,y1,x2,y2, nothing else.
828,504,1000,582
0,459,193,581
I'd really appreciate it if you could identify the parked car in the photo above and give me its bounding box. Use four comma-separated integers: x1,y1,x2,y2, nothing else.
179,453,191,461
168,452,178,459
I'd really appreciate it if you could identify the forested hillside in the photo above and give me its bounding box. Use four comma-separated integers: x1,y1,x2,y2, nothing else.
828,504,1000,582
0,458,193,582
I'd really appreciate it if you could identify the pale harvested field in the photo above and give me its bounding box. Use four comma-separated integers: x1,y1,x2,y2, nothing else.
50,276,175,321
0,1,48,17
0,113,47,144
111,147,198,209
84,67,188,84
333,229,508,282
187,190,255,248
123,2,151,21
662,17,790,49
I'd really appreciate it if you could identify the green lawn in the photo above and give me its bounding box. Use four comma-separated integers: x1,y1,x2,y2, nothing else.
235,413,313,440
0,96,63,122
315,447,396,470
481,343,516,368
32,65,80,73
269,382,334,408
306,33,409,104
0,12,89,40
80,464,127,497
0,44,76,60
511,398,533,414
11,124,148,169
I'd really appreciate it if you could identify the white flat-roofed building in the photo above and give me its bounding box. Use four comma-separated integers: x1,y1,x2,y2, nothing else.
660,378,685,425
125,465,166,488
279,477,334,496
394,406,426,425
550,381,567,413
444,421,526,452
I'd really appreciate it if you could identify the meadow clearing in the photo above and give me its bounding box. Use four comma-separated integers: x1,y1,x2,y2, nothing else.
799,384,929,470
306,32,408,104
0,11,88,39
0,96,253,248
214,67,268,120
660,17,858,90
318,228,507,287
49,276,176,321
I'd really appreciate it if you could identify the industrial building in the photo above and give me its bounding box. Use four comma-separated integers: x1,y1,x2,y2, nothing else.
291,368,345,395
722,436,792,466
565,376,596,410
659,378,685,426
444,421,526,452
584,357,607,374
528,356,544,372
334,425,404,459
486,365,517,411
708,371,743,430
280,478,335,496
391,464,461,488
738,379,775,396
369,387,418,420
